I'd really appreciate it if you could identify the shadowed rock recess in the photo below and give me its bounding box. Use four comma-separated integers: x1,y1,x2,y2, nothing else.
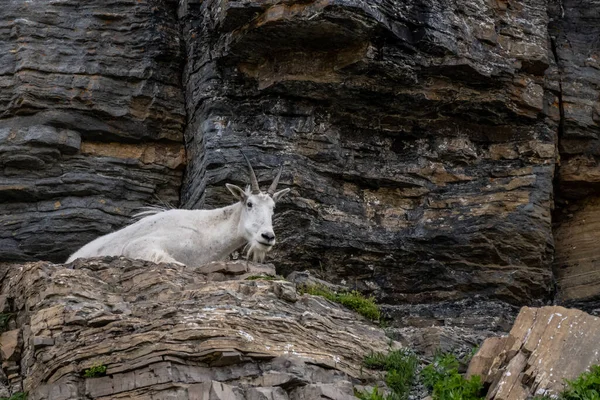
0,258,390,399
0,1,186,263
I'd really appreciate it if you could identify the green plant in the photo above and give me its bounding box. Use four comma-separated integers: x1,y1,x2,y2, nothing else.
298,285,380,321
359,349,419,400
421,352,460,389
421,352,483,400
0,393,27,400
84,364,107,378
355,386,387,400
561,365,600,400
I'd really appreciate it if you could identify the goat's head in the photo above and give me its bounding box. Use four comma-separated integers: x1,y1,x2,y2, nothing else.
226,154,290,262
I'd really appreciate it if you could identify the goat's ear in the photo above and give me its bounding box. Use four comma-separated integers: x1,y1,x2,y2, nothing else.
226,184,247,201
272,188,290,203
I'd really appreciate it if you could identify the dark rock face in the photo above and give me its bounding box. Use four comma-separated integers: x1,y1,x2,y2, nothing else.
0,0,186,262
549,0,600,312
549,0,600,199
3,0,600,320
180,0,556,305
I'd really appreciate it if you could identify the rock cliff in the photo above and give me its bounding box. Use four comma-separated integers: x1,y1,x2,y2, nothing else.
549,0,600,314
1,0,600,398
0,0,185,263
181,0,556,308
0,258,391,399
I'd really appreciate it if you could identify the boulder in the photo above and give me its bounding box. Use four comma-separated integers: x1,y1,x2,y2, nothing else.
467,306,600,399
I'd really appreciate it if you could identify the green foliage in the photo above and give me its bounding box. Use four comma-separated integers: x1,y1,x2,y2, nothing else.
421,352,483,400
298,285,380,321
364,351,389,370
359,349,419,400
84,364,107,378
421,352,460,389
431,373,483,400
355,386,387,400
0,393,27,400
561,365,600,400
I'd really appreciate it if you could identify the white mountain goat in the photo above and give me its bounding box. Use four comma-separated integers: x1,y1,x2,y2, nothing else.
66,155,290,266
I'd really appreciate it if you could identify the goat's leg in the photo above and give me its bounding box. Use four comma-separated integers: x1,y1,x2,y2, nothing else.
150,249,186,267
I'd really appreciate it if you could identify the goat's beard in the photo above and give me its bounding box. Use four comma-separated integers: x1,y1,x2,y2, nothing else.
243,242,270,263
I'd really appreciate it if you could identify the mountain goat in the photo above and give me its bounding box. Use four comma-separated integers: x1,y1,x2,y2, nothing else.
66,155,291,266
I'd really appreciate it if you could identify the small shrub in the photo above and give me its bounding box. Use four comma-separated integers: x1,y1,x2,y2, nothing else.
355,386,386,400
0,393,27,400
364,351,388,370
421,352,483,400
336,291,381,321
561,365,600,400
84,364,107,378
421,352,460,389
298,285,380,321
360,349,419,400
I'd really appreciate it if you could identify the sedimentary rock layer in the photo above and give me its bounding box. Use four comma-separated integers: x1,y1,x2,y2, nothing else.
549,0,600,199
554,197,600,312
0,258,391,399
549,0,600,313
468,306,600,399
180,0,557,305
0,0,186,263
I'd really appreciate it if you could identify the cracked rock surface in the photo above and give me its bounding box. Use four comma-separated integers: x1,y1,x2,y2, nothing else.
180,0,556,308
0,258,391,399
468,306,600,399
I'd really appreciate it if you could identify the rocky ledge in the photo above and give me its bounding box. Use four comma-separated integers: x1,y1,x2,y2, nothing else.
469,306,600,399
0,258,393,399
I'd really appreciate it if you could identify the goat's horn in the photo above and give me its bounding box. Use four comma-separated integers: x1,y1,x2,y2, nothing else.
241,152,261,194
267,165,283,196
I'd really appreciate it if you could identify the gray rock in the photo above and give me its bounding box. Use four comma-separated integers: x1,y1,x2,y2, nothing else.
1,258,391,398
247,387,289,400
179,0,555,308
0,0,185,263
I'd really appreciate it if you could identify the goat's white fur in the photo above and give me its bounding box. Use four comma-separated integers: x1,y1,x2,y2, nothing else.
67,164,290,266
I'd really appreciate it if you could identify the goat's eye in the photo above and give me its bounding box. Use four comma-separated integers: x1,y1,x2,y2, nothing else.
247,202,253,209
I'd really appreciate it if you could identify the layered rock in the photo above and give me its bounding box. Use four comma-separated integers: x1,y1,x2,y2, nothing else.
0,0,186,263
549,0,600,198
180,0,557,307
381,298,520,357
0,258,392,399
549,0,600,314
554,198,600,312
468,306,600,399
